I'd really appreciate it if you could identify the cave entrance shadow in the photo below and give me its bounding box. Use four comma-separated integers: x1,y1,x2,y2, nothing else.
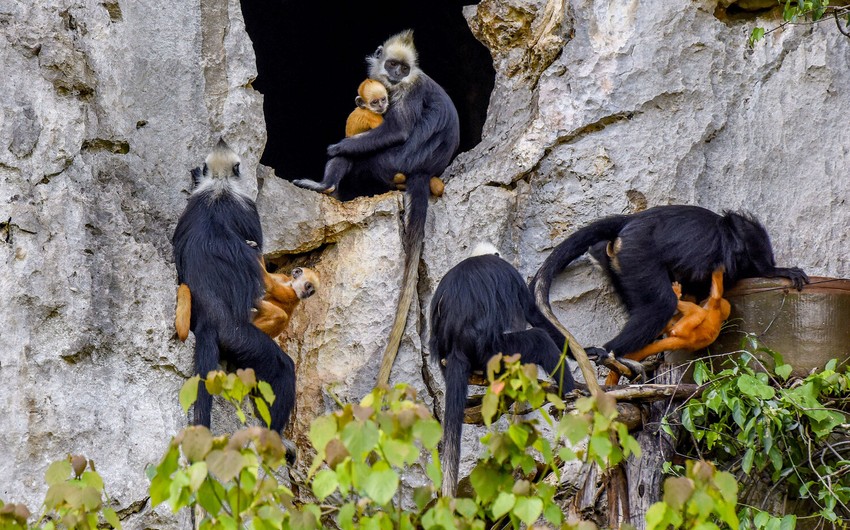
241,0,495,182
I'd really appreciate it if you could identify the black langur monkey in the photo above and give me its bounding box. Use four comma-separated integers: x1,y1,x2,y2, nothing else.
293,30,460,386
530,205,809,379
172,139,296,433
430,243,575,497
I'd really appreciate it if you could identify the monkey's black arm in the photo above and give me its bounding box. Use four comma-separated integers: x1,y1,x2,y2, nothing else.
327,98,420,157
327,123,410,157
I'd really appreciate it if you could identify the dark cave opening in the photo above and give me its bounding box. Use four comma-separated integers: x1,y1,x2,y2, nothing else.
240,0,496,181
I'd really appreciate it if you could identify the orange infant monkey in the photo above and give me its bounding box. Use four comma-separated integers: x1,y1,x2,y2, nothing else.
175,262,320,341
604,267,732,385
345,79,389,137
345,79,444,197
253,265,320,339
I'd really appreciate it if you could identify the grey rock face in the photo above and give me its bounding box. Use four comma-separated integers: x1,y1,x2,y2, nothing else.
2,0,848,526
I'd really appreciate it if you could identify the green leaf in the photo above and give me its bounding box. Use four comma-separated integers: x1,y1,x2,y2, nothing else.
780,515,797,530
257,381,276,405
559,413,590,444
341,420,379,459
254,396,271,427
45,460,72,486
338,502,355,530
103,508,121,529
507,424,530,448
413,486,433,511
206,449,246,483
512,496,543,525
180,375,200,413
187,462,207,492
481,392,499,426
713,471,738,503
749,26,766,46
738,374,775,400
455,498,478,519
181,426,213,463
775,364,793,380
469,463,498,502
412,419,443,450
589,433,613,461
490,492,516,519
381,438,413,468
742,447,755,474
361,462,399,505
309,415,338,454
426,449,442,489
662,477,694,510
311,469,339,501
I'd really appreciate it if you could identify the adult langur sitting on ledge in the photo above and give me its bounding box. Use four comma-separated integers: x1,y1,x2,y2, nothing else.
530,205,809,382
172,139,296,435
293,30,460,387
429,243,575,497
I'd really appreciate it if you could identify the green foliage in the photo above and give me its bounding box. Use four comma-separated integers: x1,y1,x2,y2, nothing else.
181,369,276,427
676,340,850,524
646,460,739,529
149,369,295,529
466,353,640,529
749,1,850,45
0,455,120,529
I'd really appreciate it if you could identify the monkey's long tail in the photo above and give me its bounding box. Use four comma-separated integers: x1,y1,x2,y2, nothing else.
377,175,430,386
441,352,471,498
530,214,629,319
529,215,628,396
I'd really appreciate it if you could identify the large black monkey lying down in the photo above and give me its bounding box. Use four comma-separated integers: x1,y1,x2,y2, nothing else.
531,205,809,379
172,140,296,434
430,243,575,497
294,30,460,386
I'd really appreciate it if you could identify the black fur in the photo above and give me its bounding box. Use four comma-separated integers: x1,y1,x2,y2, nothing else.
429,254,575,496
172,169,295,433
531,205,809,360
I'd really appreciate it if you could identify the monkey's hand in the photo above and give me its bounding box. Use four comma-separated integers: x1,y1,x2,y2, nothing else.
326,141,348,158
770,267,810,291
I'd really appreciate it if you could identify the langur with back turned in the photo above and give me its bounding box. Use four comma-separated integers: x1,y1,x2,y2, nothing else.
294,30,460,386
172,139,296,434
430,243,574,497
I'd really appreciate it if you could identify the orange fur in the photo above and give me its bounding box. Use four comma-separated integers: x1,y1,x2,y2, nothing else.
253,264,320,339
175,283,191,341
391,172,446,197
605,268,731,385
345,109,384,137
345,79,388,137
175,262,319,342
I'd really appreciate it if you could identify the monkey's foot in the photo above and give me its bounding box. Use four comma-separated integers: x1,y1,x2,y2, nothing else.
611,355,646,384
429,176,445,197
322,185,336,194
595,352,646,384
293,179,333,193
585,346,608,363
281,436,298,466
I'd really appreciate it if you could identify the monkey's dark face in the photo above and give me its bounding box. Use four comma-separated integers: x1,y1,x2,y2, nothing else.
367,32,420,90
384,58,411,85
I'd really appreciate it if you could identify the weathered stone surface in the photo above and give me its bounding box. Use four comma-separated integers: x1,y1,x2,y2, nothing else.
2,0,849,527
